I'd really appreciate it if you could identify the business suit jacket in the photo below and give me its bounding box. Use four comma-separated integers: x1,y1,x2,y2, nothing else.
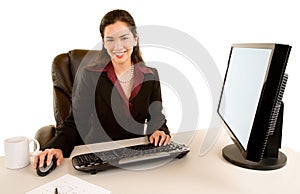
46,62,170,157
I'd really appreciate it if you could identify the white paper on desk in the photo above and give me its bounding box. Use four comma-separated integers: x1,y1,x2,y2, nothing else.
25,174,111,194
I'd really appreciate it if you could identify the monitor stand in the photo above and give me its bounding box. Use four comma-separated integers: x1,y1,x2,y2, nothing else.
222,144,287,170
222,102,287,170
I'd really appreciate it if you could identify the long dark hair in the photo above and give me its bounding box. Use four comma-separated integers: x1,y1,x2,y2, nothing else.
99,9,144,65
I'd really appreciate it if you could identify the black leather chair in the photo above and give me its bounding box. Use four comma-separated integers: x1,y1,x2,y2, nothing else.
35,49,102,149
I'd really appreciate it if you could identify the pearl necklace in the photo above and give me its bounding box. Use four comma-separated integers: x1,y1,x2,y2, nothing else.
118,65,135,83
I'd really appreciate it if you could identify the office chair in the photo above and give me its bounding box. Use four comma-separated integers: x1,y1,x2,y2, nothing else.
35,49,101,149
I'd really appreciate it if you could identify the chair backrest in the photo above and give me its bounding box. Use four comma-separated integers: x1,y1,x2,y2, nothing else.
52,49,101,128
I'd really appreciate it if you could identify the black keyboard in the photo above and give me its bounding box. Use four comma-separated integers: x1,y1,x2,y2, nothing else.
72,141,190,174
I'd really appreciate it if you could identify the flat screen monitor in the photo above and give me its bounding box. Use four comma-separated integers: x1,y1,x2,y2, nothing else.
217,43,291,170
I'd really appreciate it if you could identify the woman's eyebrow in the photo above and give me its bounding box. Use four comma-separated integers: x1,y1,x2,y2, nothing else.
105,33,129,39
104,36,113,39
119,33,130,38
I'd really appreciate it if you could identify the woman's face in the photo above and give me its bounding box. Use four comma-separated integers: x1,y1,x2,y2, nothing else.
103,21,137,65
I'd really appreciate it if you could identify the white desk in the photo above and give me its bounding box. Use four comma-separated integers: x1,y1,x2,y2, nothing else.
1,129,300,194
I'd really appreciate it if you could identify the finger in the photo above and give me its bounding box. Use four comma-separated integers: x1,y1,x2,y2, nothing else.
158,134,167,146
38,151,47,167
149,133,158,146
54,150,64,166
149,135,154,144
164,135,171,145
56,157,63,166
46,152,54,166
154,134,160,146
150,132,160,145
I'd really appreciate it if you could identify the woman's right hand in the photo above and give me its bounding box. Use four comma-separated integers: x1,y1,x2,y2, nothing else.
33,148,63,169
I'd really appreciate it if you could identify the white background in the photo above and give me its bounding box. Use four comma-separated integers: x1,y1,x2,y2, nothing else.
0,0,299,156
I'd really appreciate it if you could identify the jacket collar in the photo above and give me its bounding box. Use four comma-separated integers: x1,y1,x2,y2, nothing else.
93,61,154,112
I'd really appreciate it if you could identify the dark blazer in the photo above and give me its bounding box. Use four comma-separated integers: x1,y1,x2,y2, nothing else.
46,62,170,157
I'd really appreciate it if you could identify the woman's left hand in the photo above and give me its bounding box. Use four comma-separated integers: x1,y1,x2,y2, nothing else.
149,130,171,146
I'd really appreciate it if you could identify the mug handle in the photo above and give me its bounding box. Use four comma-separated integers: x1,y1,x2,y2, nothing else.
29,138,40,156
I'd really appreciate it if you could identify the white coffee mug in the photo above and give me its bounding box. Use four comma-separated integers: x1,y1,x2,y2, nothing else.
4,136,40,169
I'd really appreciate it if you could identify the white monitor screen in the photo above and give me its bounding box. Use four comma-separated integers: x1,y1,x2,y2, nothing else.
218,47,272,149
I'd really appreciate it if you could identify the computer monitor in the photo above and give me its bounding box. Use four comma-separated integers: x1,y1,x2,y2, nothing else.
217,43,292,170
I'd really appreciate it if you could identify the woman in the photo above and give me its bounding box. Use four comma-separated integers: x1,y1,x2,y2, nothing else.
34,9,171,169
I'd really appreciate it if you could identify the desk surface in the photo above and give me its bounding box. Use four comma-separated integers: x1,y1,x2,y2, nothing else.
1,129,300,194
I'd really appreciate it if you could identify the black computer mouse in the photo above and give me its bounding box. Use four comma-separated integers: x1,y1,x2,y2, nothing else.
36,156,57,177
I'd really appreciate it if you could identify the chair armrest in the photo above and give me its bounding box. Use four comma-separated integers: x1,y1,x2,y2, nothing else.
35,125,56,150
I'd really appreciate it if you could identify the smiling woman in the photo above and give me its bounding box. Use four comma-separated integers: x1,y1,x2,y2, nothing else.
33,9,172,172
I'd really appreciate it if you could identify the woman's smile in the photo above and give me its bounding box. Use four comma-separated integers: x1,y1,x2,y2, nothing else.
113,50,127,59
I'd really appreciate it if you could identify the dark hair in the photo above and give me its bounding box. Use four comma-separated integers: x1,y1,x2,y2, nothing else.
99,9,143,64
